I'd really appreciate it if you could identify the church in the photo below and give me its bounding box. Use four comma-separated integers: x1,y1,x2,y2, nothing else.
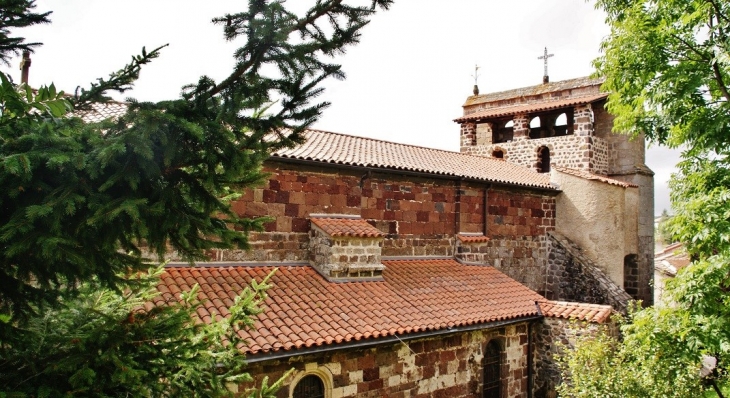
154,75,653,398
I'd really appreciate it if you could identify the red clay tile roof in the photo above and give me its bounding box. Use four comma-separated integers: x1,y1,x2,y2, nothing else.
311,217,384,238
154,259,546,355
553,166,638,188
464,76,605,106
457,234,490,243
539,300,613,324
272,129,555,190
454,93,608,123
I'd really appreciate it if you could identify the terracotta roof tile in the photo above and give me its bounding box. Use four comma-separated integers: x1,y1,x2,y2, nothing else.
654,243,689,277
539,300,613,324
156,259,546,355
71,102,554,190
272,130,554,190
553,166,638,188
455,93,608,123
457,234,490,243
311,217,384,238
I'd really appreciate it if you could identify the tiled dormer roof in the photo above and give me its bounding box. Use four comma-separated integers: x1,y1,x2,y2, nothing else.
272,129,555,190
154,259,549,356
553,166,638,188
310,217,384,238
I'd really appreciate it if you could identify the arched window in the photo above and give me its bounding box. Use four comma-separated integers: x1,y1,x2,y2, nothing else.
494,120,514,144
293,375,325,398
492,148,504,159
537,146,551,173
529,116,544,139
553,112,571,136
483,340,502,398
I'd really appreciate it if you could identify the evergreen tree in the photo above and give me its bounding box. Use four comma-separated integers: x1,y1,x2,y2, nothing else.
0,0,392,395
0,0,392,326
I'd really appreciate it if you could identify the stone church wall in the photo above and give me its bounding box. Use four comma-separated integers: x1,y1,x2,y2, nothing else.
533,317,617,398
462,134,609,175
214,161,556,269
545,232,631,311
240,322,533,398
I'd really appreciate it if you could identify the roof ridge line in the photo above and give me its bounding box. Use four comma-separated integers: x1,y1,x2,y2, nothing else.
300,128,533,164
469,76,604,100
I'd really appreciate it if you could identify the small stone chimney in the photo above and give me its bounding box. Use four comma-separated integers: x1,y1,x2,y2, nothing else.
309,215,386,282
19,51,31,85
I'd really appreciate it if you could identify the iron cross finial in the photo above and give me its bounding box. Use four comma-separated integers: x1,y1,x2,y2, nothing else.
471,64,480,86
537,47,554,82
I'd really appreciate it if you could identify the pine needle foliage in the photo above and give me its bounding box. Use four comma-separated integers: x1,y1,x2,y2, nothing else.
0,0,392,395
0,266,286,397
0,0,50,65
0,0,392,329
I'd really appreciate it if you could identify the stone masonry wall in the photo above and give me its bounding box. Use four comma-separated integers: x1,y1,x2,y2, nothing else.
533,317,617,398
461,135,609,175
241,323,533,398
308,226,385,279
208,161,556,263
545,232,631,311
452,189,555,294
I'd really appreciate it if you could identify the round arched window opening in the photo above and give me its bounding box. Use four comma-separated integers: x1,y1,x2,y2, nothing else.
293,375,325,398
537,146,551,173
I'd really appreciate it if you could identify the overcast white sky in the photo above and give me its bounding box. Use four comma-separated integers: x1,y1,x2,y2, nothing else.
3,0,681,214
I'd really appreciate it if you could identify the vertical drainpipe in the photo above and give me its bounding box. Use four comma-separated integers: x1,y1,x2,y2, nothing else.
529,301,543,398
528,320,534,398
455,178,462,234
483,185,490,236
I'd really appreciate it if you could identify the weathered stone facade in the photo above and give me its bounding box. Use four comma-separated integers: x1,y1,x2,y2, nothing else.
242,322,535,398
308,217,386,281
456,77,654,305
461,133,609,175
545,231,631,312
533,317,617,397
216,162,558,286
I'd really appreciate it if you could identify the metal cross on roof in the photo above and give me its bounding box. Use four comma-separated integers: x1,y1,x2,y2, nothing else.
538,47,554,83
471,64,480,86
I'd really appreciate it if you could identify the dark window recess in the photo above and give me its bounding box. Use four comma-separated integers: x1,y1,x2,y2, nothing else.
493,120,514,144
624,254,639,299
293,375,325,398
483,340,502,398
537,146,551,173
492,149,504,159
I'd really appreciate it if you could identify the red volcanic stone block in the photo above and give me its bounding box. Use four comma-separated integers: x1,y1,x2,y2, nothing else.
262,189,277,203
416,211,430,222
268,179,280,191
285,204,299,217
291,218,309,233
347,195,360,207
275,191,290,203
